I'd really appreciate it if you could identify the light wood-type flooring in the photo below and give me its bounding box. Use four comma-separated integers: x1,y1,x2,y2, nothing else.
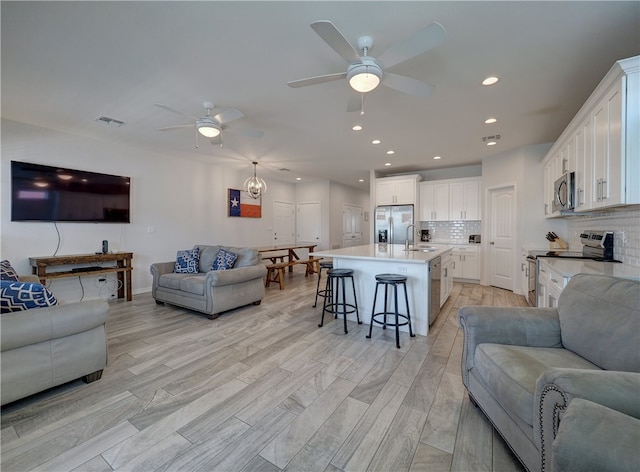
1,267,528,472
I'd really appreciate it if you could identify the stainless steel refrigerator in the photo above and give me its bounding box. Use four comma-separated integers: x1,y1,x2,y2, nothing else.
375,205,414,244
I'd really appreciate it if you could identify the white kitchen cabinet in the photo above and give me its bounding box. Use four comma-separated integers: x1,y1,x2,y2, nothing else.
542,55,639,217
537,260,570,308
451,245,480,280
375,175,420,206
419,182,449,221
440,249,453,307
449,178,481,220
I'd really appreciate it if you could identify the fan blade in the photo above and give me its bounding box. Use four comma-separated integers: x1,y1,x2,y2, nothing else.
377,22,446,68
157,124,194,131
382,73,435,97
237,128,264,138
311,20,360,63
154,103,199,121
287,72,347,88
213,107,244,125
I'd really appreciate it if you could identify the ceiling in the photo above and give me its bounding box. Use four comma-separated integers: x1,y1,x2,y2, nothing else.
2,1,639,189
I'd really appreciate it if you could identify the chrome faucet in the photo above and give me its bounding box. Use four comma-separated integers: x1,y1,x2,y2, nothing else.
405,224,418,250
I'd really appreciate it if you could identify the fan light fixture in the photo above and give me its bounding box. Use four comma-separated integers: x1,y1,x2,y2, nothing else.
347,59,383,93
244,162,267,199
197,119,221,138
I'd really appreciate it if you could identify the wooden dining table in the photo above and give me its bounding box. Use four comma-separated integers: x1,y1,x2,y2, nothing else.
257,244,318,271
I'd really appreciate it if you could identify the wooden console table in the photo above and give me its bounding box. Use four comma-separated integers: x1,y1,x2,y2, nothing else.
29,252,134,301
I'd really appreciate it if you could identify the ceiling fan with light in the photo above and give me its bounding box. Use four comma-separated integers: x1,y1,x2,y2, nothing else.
155,101,263,147
287,20,447,101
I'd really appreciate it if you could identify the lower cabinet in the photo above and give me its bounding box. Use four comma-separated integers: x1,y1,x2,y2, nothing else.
537,260,570,308
451,246,480,280
440,250,453,307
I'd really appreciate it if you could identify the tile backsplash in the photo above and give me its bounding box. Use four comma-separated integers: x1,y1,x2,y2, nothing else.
420,220,482,244
566,206,640,267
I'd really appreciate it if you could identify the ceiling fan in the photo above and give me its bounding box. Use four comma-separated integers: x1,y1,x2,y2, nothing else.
155,101,263,147
288,20,446,104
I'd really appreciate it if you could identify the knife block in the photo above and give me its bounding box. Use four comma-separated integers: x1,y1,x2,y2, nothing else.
549,238,568,250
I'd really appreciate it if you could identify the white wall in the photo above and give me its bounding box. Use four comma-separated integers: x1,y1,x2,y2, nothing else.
1,120,303,301
329,181,370,250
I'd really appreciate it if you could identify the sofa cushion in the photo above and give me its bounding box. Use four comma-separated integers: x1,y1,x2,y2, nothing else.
474,344,600,427
196,245,221,273
174,249,200,274
158,273,188,290
1,260,20,282
224,247,260,267
212,248,237,270
179,275,205,295
558,274,640,372
1,281,58,312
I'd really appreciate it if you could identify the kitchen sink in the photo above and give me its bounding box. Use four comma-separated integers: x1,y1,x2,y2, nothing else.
404,248,438,252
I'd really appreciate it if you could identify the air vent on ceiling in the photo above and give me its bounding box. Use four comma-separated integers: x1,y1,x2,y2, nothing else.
482,134,501,142
278,168,291,172
95,116,126,127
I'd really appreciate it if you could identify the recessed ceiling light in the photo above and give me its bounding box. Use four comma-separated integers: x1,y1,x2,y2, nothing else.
352,124,363,131
486,141,497,146
386,150,395,155
482,76,500,86
384,162,392,166
372,139,381,144
484,117,497,124
433,156,442,160
358,178,364,182
296,177,302,181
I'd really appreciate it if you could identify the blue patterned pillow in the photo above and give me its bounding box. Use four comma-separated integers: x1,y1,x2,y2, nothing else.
1,281,58,313
1,260,20,282
212,248,237,271
174,249,200,274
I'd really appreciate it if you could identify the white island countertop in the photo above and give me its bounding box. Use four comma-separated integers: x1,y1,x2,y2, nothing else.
312,243,451,263
540,258,640,281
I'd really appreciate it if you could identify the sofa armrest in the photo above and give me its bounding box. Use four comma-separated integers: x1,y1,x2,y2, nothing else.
535,369,640,467
551,398,640,472
1,300,109,351
205,264,267,288
458,306,562,387
150,261,175,278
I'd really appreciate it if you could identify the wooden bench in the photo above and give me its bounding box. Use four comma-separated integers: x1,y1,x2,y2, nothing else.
265,257,322,290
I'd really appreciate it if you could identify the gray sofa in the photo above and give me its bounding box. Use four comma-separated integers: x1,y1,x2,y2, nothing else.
1,276,109,406
458,273,640,472
150,245,267,319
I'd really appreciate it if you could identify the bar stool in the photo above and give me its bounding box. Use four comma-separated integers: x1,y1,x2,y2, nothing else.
366,273,414,349
313,260,333,307
320,268,361,334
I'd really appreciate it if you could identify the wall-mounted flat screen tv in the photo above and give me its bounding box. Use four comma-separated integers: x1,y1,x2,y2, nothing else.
11,161,131,223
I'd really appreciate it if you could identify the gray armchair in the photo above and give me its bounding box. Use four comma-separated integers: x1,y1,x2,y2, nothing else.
458,274,640,472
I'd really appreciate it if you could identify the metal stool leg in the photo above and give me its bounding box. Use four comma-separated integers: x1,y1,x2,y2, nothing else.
394,283,401,348
313,265,323,307
403,282,415,337
319,275,332,327
349,275,361,324
367,282,380,339
340,277,348,334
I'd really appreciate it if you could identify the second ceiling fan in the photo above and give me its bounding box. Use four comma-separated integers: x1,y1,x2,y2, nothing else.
288,20,447,102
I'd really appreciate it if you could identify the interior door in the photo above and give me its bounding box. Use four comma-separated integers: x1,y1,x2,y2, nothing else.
273,201,295,246
488,185,515,290
342,203,363,247
297,201,321,246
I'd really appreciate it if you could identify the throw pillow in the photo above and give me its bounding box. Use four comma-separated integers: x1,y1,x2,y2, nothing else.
174,249,200,274
1,260,20,282
1,281,58,313
212,248,237,271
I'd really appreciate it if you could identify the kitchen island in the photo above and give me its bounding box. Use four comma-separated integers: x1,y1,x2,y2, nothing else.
312,243,452,337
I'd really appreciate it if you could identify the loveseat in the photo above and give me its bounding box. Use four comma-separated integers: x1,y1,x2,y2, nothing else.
1,272,108,406
150,245,266,319
458,273,640,472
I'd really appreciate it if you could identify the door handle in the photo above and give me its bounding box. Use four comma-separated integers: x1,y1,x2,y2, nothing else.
490,241,495,245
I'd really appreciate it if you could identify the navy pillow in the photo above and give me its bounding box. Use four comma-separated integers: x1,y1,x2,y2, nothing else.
1,260,20,282
1,281,58,313
212,249,237,271
174,249,200,274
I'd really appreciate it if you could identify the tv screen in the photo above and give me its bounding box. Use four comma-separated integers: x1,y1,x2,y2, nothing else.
11,161,131,223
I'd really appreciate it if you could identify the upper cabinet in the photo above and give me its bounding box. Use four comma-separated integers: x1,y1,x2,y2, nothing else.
543,55,639,217
419,177,482,221
375,175,421,206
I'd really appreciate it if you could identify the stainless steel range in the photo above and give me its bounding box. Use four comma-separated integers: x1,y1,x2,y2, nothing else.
526,230,619,306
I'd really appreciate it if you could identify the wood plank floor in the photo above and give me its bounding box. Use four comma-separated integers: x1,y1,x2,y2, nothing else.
1,267,527,472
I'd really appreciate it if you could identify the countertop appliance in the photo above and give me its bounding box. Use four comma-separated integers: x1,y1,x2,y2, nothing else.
526,229,618,306
420,229,431,242
469,234,481,244
375,205,414,245
429,256,441,325
552,172,575,213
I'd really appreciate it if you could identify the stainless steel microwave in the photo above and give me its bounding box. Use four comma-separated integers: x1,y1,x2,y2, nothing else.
552,172,575,212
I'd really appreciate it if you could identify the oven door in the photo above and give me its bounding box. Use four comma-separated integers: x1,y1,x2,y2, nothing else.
527,256,537,306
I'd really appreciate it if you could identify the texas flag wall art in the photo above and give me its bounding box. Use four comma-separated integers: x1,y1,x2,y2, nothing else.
228,188,261,218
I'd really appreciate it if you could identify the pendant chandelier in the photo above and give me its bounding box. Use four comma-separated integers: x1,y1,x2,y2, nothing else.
244,161,267,199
